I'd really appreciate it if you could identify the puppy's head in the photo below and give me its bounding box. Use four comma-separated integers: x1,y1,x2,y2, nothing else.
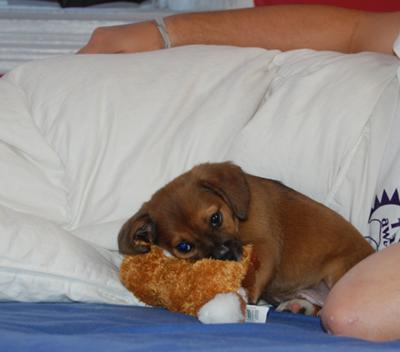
118,162,250,261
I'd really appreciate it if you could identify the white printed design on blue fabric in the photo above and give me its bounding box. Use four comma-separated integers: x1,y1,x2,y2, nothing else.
368,190,400,250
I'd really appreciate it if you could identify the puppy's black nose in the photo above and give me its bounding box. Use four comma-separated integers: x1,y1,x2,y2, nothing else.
212,240,242,261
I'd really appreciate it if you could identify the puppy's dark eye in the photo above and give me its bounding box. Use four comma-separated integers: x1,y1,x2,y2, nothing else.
210,212,223,228
176,241,193,254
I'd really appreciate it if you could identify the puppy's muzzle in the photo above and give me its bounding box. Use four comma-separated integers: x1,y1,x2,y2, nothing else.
212,240,243,261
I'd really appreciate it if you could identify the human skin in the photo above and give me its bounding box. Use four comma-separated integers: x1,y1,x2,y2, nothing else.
320,243,400,341
78,5,400,56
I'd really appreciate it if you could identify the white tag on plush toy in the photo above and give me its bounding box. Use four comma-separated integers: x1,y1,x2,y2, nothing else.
245,304,271,323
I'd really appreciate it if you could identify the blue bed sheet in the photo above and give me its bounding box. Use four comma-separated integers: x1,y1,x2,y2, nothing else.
0,302,399,352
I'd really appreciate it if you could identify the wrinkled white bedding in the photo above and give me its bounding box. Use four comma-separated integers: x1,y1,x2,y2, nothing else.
0,45,398,304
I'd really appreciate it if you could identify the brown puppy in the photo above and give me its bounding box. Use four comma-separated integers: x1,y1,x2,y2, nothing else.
118,162,374,311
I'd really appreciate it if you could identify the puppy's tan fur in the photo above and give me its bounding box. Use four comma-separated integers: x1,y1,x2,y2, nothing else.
119,162,373,305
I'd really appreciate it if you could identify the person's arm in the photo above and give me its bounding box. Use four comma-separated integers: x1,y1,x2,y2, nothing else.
78,5,400,55
320,243,400,341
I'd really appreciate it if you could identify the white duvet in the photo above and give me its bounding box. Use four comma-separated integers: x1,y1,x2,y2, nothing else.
0,45,398,304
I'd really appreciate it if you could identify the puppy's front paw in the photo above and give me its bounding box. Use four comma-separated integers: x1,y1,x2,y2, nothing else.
276,299,320,316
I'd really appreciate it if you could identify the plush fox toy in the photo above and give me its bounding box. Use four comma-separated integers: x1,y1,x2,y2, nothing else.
120,245,258,323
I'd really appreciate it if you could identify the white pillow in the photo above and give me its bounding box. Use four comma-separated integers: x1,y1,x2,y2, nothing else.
0,78,67,223
227,50,399,235
1,45,398,304
0,45,280,302
0,205,141,304
4,45,280,241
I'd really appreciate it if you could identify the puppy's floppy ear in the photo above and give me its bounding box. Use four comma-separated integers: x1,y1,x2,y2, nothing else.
194,162,250,220
118,208,157,255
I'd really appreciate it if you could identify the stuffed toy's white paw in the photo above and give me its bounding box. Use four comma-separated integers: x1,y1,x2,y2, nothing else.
197,290,247,324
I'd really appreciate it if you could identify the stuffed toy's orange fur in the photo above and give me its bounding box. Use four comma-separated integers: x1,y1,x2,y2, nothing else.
120,245,258,323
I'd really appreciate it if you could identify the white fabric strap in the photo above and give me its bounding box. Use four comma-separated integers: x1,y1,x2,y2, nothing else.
393,32,400,58
155,17,171,49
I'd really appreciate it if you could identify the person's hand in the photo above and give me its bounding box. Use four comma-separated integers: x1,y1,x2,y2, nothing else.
78,21,164,54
